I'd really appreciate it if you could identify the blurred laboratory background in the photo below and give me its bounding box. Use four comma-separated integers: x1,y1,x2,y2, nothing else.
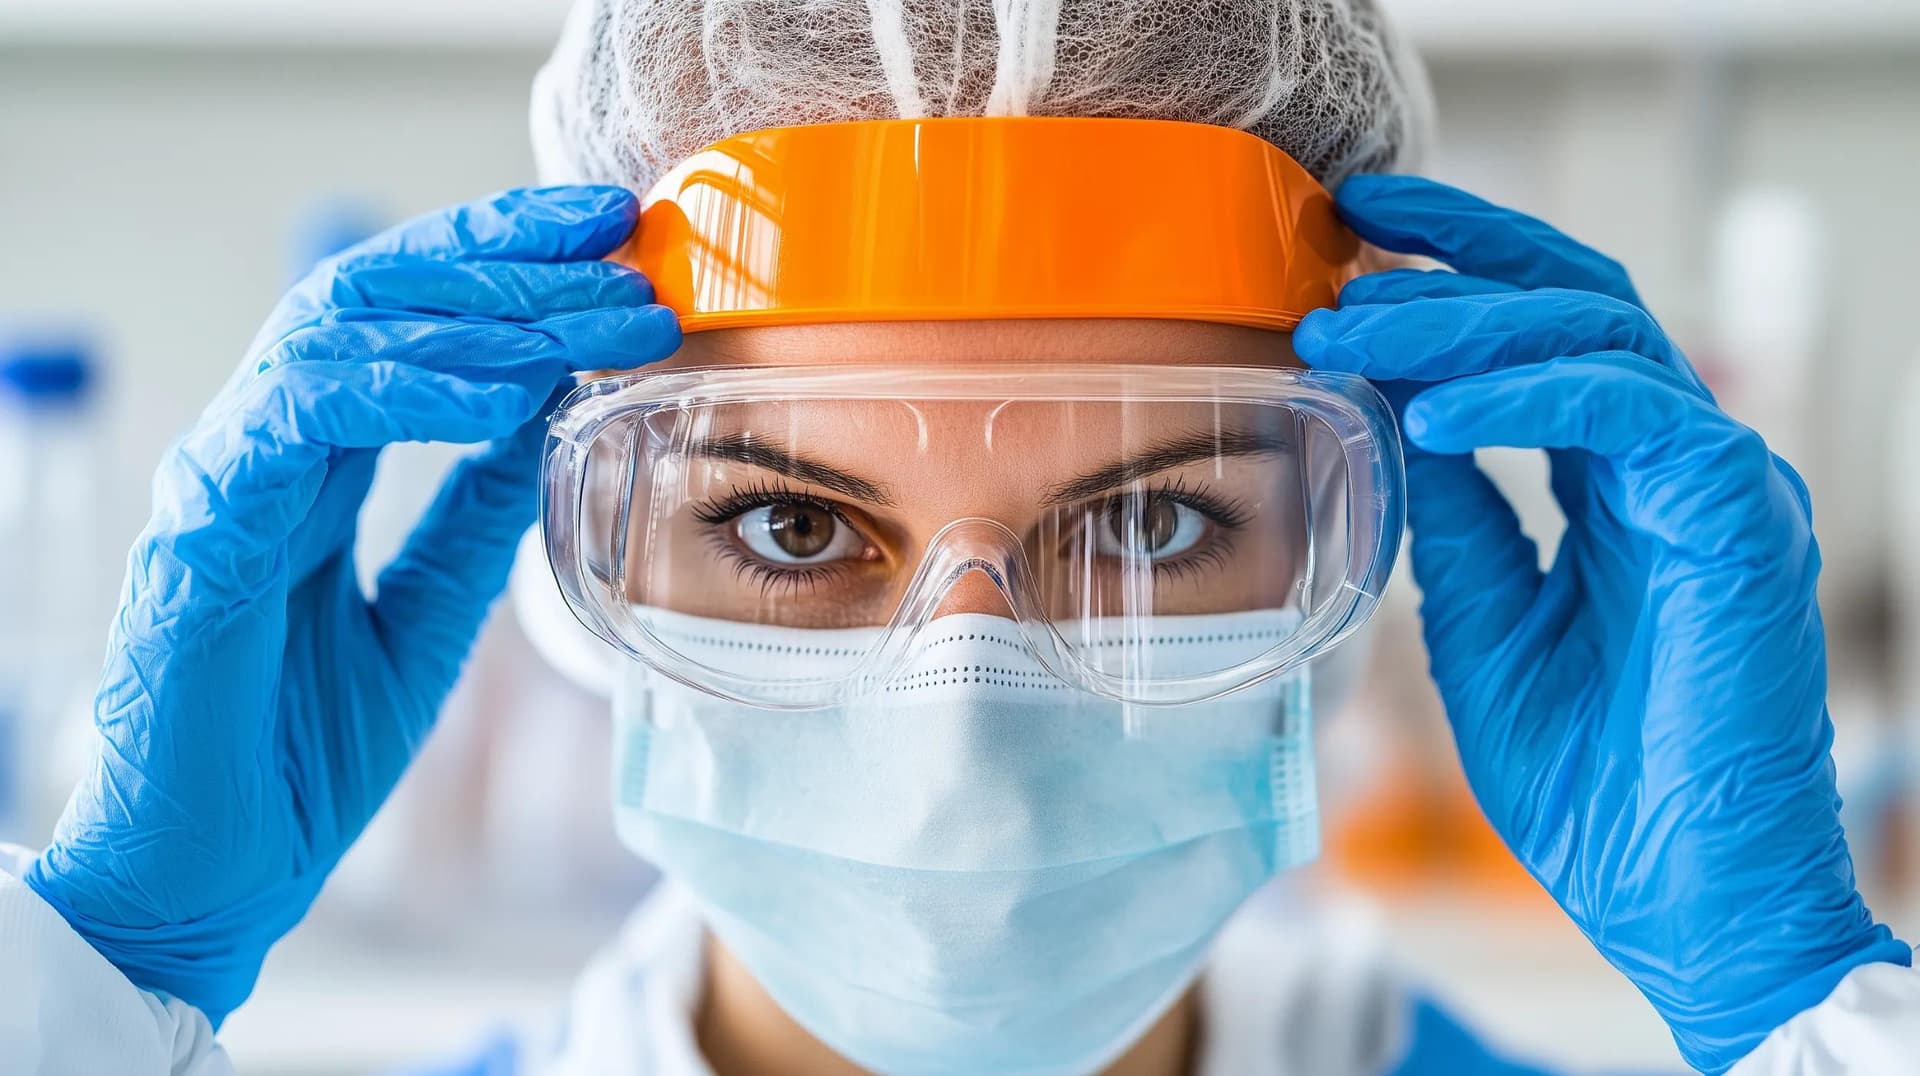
2,1,1918,1072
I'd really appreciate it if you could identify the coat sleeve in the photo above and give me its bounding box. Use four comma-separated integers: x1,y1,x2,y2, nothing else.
1730,954,1920,1075
0,843,235,1076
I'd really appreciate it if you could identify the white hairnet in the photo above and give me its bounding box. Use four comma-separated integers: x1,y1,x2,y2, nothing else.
530,0,1434,193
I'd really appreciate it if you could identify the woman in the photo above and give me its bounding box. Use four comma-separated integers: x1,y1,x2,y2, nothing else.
3,2,1915,1074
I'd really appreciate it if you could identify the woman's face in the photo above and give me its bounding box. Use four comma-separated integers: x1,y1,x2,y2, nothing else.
591,319,1318,634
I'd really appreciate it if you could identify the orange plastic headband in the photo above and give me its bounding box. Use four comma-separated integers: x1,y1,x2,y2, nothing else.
619,117,1363,334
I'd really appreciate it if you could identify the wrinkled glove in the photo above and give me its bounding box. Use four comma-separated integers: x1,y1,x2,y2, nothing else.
1295,174,1913,1074
26,186,680,1025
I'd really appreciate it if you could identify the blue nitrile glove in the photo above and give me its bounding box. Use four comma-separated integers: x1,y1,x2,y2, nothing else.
25,187,681,1026
1294,175,1912,1074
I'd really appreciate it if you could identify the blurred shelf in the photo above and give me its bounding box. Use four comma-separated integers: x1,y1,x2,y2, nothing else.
1388,0,1920,54
6,0,1920,52
223,892,1685,1075
219,908,613,1076
1372,894,1686,1069
0,0,573,48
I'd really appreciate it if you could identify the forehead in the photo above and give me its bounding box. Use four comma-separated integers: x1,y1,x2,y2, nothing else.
646,318,1300,369
601,321,1303,517
647,395,1290,505
597,318,1299,499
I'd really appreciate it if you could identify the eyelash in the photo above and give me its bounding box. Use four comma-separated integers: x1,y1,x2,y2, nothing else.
690,478,852,527
689,480,867,596
690,477,1248,594
1105,475,1253,530
1077,477,1247,579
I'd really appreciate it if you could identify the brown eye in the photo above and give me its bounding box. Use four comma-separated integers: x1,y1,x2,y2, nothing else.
765,503,837,558
1108,497,1180,553
734,502,866,564
1097,496,1208,560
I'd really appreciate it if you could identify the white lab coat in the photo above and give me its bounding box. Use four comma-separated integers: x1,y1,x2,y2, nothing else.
4,845,1918,1076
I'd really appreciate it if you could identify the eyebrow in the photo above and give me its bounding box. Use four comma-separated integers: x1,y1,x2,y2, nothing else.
687,433,898,506
1042,429,1291,505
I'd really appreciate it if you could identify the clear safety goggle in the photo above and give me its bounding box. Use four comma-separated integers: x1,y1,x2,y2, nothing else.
542,363,1404,708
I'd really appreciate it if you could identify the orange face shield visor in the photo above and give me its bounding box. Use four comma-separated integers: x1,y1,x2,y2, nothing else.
616,117,1363,333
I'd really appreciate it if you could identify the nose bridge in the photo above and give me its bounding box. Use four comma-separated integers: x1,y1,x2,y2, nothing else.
853,515,1095,699
931,564,1020,619
899,517,1029,625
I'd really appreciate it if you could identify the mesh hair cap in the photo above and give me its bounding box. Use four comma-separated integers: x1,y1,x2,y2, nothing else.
530,0,1434,193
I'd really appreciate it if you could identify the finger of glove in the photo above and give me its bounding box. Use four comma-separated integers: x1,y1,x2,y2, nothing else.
1774,450,1816,518
255,306,680,398
369,406,551,723
342,185,638,263
155,363,538,594
1334,174,1644,306
1402,450,1545,703
1402,449,1580,831
1364,377,1545,702
286,447,381,585
279,258,656,331
1338,268,1522,307
250,188,642,365
1403,353,1804,566
1297,289,1706,397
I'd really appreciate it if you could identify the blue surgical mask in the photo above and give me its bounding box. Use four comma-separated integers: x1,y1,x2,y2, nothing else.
612,610,1318,1076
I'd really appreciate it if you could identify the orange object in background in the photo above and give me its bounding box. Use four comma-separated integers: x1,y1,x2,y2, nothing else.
1315,598,1557,908
1325,754,1551,903
620,117,1364,334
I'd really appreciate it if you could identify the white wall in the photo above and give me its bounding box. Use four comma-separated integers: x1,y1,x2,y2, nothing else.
1730,53,1920,615
1,45,549,638
1422,51,1920,671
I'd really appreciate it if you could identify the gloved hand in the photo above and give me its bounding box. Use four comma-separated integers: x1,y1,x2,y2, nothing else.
1294,175,1912,1074
25,187,680,1026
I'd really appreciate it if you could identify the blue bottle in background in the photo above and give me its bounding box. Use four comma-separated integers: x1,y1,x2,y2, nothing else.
0,340,99,845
